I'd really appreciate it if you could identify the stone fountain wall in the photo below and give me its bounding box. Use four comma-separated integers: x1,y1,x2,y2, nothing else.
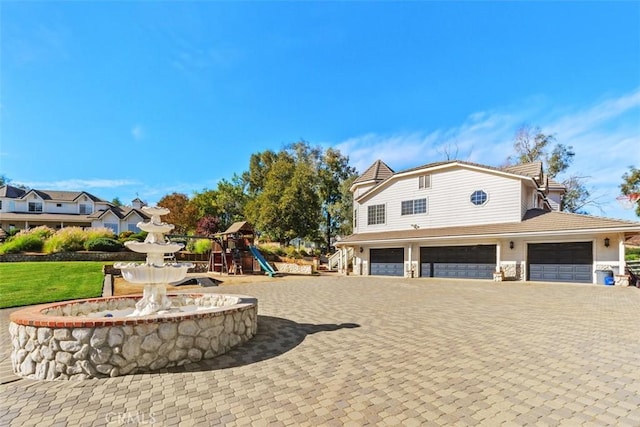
9,294,258,380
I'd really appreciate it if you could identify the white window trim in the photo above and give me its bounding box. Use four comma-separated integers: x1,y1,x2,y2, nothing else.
401,198,428,216
470,190,489,207
418,174,431,189
367,203,386,226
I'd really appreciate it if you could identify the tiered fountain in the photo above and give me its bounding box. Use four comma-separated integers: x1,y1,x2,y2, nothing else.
9,207,258,380
114,206,193,316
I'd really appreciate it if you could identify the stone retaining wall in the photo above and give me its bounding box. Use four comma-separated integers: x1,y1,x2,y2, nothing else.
272,262,313,275
9,294,258,380
0,251,146,263
0,251,213,263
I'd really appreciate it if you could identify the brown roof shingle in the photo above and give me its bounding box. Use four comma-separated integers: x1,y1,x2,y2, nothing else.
337,209,640,245
353,160,395,184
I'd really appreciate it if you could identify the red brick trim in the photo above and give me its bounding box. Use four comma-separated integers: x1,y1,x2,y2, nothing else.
9,294,257,327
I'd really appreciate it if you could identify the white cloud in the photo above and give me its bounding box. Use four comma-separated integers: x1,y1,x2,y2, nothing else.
16,179,140,190
335,89,640,221
131,124,145,140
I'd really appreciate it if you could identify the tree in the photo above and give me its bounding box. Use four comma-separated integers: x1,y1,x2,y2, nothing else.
244,150,322,244
318,148,357,251
157,192,198,234
507,125,597,214
191,174,248,231
620,166,640,217
111,197,123,207
330,175,357,237
196,216,223,237
214,175,248,230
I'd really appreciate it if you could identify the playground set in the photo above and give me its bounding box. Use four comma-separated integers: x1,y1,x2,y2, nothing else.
208,221,277,277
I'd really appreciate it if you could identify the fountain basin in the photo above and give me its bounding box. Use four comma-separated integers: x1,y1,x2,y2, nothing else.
9,294,257,380
114,262,193,283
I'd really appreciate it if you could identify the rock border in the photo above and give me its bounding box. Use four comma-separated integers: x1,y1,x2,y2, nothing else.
9,294,258,380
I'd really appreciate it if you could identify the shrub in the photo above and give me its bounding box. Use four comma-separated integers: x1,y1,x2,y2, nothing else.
284,246,302,259
118,231,134,242
129,231,148,242
0,234,44,254
20,225,56,240
191,239,212,254
626,247,640,261
85,227,115,241
84,238,123,252
43,227,86,253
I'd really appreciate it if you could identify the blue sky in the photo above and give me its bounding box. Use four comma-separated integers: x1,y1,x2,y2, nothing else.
1,1,639,220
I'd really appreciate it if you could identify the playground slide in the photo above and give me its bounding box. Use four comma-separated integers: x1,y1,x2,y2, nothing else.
249,246,277,277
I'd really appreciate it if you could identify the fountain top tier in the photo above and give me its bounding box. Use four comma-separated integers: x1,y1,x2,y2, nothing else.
123,206,184,258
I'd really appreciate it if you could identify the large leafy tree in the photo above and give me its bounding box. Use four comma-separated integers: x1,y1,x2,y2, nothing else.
245,149,322,244
507,125,598,214
243,141,356,249
157,192,198,234
620,166,640,217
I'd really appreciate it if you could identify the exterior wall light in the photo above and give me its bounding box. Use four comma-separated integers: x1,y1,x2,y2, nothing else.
509,241,514,250
359,246,364,253
604,237,610,248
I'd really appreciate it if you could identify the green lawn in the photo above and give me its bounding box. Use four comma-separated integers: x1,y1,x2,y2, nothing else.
0,262,104,308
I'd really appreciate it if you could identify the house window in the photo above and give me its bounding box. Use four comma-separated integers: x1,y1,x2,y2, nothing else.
79,204,92,214
28,202,43,212
353,209,357,228
418,175,431,189
104,223,118,234
470,190,488,206
401,198,428,215
0,200,2,210
127,223,139,232
367,204,386,225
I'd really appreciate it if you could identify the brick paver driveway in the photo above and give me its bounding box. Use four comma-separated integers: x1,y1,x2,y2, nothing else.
1,276,639,426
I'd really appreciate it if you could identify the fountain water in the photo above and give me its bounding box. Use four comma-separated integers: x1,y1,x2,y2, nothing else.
9,207,258,380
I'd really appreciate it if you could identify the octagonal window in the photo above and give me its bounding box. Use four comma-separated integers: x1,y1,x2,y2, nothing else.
470,190,488,206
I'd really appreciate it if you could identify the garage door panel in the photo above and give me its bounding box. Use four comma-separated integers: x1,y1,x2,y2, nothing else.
528,242,592,283
370,248,404,277
421,245,496,279
370,263,404,276
529,263,592,283
433,263,494,279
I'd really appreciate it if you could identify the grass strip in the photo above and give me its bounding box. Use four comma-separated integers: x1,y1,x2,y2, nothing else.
0,262,104,308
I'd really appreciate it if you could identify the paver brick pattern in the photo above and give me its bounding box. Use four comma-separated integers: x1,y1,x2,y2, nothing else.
1,276,640,426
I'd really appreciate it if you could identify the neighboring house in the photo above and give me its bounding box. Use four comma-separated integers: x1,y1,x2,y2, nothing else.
335,160,640,284
0,185,149,235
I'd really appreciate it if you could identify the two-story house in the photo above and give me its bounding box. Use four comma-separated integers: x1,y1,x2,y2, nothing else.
335,160,640,284
0,186,148,235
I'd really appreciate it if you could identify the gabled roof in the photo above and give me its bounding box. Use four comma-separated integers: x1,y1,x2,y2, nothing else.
545,178,565,191
501,162,543,179
89,206,149,220
0,185,27,198
224,221,253,235
354,160,542,202
6,187,107,203
353,160,395,185
336,209,640,245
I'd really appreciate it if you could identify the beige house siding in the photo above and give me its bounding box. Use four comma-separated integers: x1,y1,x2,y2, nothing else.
357,167,522,232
